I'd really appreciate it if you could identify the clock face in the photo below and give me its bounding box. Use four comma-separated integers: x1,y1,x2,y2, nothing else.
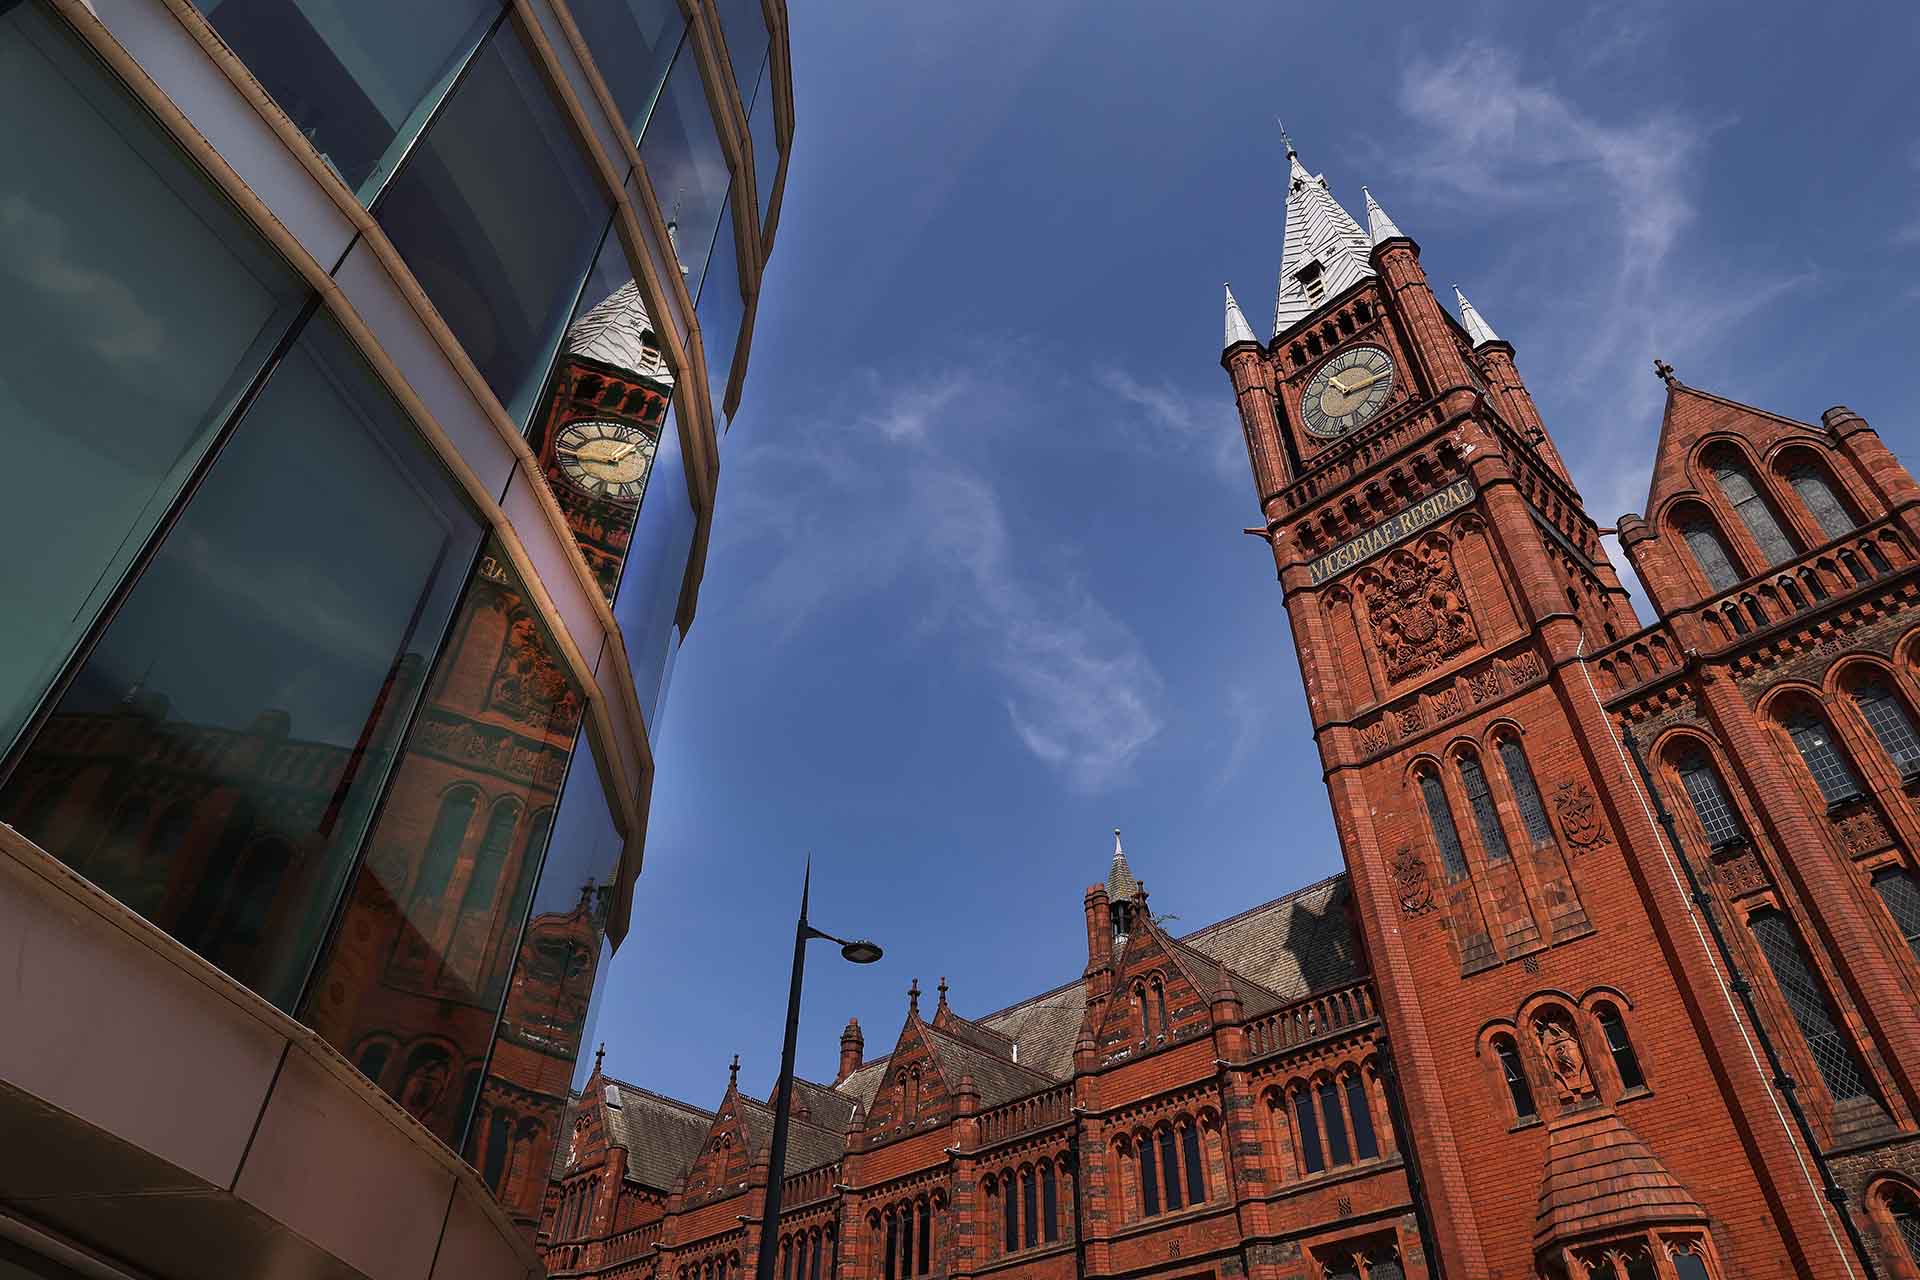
554,420,656,503
1301,345,1395,438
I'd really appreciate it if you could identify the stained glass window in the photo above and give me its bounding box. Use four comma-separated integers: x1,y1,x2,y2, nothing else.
1680,515,1742,592
1785,711,1863,804
1749,908,1871,1100
1854,682,1920,775
1419,774,1469,880
1709,448,1797,566
1459,755,1511,861
1788,463,1856,540
1498,739,1556,846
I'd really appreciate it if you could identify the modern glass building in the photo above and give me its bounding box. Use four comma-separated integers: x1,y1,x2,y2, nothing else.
0,1,789,1275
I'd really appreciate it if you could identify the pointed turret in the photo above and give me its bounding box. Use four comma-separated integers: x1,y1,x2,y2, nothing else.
1223,283,1257,351
1271,131,1376,337
1107,828,1141,902
1454,286,1500,348
1361,186,1406,247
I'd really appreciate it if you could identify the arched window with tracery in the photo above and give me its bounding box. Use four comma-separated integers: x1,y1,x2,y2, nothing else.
1417,771,1468,881
1785,458,1857,541
1496,736,1555,847
1150,976,1169,1034
1675,751,1746,848
1748,907,1872,1101
1782,707,1864,805
1677,509,1742,593
1707,445,1797,566
1852,679,1920,777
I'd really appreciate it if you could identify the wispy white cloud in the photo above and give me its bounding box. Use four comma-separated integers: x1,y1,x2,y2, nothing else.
724,356,1166,791
1094,367,1246,481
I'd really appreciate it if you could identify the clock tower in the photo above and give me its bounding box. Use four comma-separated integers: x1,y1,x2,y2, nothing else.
1222,134,1884,1279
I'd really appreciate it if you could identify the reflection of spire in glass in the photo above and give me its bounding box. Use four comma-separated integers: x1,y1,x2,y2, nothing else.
667,190,690,279
565,282,675,385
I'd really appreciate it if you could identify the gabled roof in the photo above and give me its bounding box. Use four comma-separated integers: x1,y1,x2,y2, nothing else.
1271,140,1376,337
1642,376,1827,519
1163,933,1288,1019
922,1023,1055,1108
736,1094,846,1178
1178,873,1358,1003
779,1076,862,1134
550,1077,716,1188
978,981,1086,1081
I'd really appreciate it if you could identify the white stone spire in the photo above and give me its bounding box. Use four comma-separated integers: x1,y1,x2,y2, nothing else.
1454,286,1501,347
1223,282,1257,350
1361,186,1404,246
1271,131,1376,338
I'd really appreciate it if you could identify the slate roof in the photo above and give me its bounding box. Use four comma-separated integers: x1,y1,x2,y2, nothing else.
923,1024,1056,1107
1271,141,1376,337
782,1076,862,1134
551,1077,716,1187
737,1095,846,1177
565,280,674,384
978,982,1087,1080
1178,873,1359,1003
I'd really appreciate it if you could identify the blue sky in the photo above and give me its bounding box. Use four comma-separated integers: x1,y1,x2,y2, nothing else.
595,0,1920,1109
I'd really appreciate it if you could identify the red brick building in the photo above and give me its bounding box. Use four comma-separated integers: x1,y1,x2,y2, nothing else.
540,137,1920,1280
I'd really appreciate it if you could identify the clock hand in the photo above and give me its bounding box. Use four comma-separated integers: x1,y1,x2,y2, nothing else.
1342,369,1388,393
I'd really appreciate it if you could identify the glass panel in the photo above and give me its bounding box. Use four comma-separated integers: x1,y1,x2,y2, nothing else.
1498,739,1556,845
1710,450,1797,566
1459,755,1510,861
713,0,769,94
0,311,483,1008
1681,516,1742,592
1678,754,1744,847
748,55,779,225
1002,1178,1017,1251
1292,1091,1324,1174
1418,774,1469,880
1138,1141,1159,1215
568,0,684,140
1157,1129,1181,1211
1872,868,1920,964
1895,1191,1920,1268
1598,1007,1646,1090
1344,1075,1379,1159
302,540,588,1152
1497,1039,1536,1118
193,0,500,200
1041,1163,1059,1241
1022,1168,1038,1245
697,197,746,425
1671,1252,1711,1280
377,24,610,427
0,4,307,755
613,403,699,728
1749,909,1871,1100
528,224,675,602
1317,1081,1351,1167
1854,682,1920,775
1785,712,1862,804
641,38,731,300
1182,1123,1206,1201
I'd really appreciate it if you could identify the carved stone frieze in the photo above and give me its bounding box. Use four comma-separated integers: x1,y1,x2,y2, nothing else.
1830,801,1894,859
1731,586,1919,699
1359,540,1477,683
1352,646,1547,759
1708,841,1769,897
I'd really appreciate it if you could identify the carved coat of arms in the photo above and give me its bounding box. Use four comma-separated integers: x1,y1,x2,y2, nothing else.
1553,780,1612,852
1361,542,1477,683
1390,846,1434,916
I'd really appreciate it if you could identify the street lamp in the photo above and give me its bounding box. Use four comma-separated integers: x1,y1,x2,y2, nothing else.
756,859,881,1280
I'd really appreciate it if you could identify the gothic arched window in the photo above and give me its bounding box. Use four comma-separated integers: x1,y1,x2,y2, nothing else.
1041,1161,1060,1242
1783,710,1863,805
1003,1172,1018,1252
1157,1128,1182,1211
1787,460,1857,540
1871,867,1920,965
1151,976,1169,1034
1497,737,1555,846
1853,680,1920,776
1316,1080,1351,1167
1137,1136,1161,1215
1493,1035,1536,1120
1679,512,1742,593
483,1109,511,1190
916,1200,930,1274
1707,446,1797,566
1884,1182,1920,1270
1676,751,1746,848
414,789,477,901
1457,753,1510,861
1417,772,1469,881
1022,1166,1038,1246
1344,1073,1379,1159
1292,1088,1324,1173
1748,907,1871,1101
1594,1003,1646,1091
1181,1122,1206,1202
461,802,519,915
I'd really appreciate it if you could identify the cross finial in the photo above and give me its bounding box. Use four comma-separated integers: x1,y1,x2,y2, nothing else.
728,1053,740,1086
1653,358,1676,386
593,1042,605,1075
908,978,921,1014
936,976,949,1012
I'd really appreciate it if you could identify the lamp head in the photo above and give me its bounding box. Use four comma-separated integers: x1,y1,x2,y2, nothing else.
840,939,883,965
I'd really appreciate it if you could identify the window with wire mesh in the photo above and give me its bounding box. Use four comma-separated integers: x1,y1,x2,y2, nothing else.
1871,867,1920,965
1679,515,1742,593
1853,681,1920,775
1458,754,1511,861
1708,448,1798,566
1784,711,1863,804
1496,738,1556,846
1677,753,1745,847
1891,1185,1920,1268
1748,908,1871,1100
1788,462,1857,541
1419,773,1470,880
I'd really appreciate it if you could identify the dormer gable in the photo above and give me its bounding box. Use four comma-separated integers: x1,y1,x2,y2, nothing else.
682,1061,756,1203
1092,909,1283,1064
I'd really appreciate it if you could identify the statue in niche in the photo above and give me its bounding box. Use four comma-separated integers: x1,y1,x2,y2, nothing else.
1533,1014,1594,1100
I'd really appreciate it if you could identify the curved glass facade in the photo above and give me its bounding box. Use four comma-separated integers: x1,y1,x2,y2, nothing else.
0,0,789,1250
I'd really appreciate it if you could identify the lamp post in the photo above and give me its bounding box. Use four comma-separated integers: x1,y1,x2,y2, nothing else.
756,859,882,1280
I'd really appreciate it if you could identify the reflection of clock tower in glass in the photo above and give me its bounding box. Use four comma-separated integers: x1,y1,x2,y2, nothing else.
530,282,675,601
